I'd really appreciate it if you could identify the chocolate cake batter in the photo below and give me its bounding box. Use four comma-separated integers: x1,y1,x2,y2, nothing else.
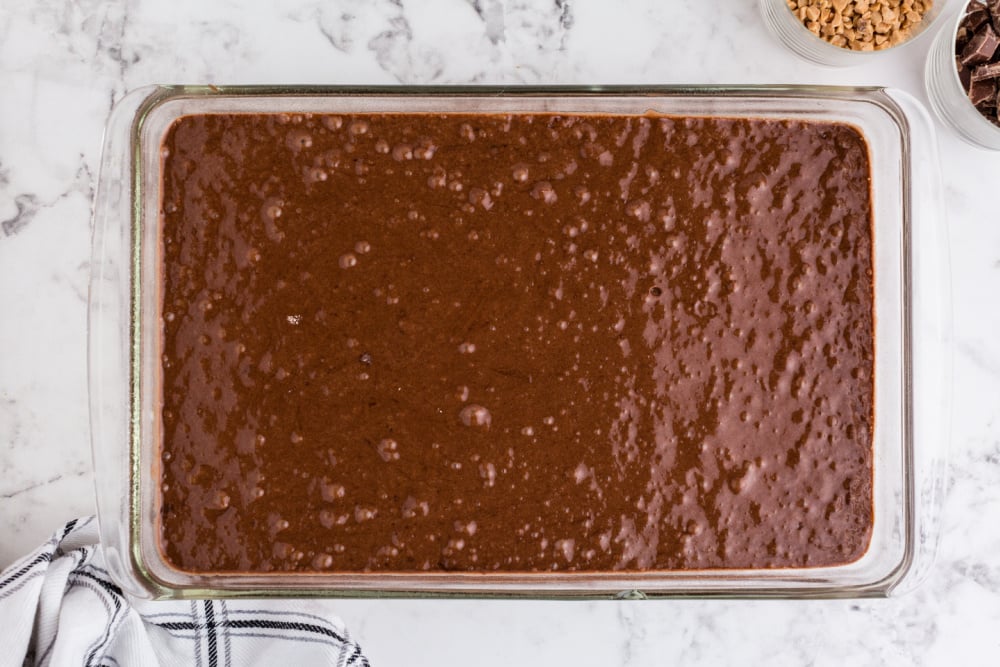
158,111,874,574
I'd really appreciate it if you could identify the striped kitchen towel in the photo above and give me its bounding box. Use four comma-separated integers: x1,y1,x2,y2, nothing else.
0,517,370,667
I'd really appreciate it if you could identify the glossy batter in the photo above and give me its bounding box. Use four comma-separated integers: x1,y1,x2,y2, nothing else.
158,112,875,573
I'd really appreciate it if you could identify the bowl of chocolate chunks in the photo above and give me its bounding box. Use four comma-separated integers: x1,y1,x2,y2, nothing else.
957,1,1000,122
926,0,1000,148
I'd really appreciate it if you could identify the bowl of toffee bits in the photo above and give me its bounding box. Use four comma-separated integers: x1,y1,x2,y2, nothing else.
926,0,1000,148
760,0,951,66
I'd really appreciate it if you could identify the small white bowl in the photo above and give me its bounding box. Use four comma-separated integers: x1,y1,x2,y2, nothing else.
925,0,1000,150
760,0,954,67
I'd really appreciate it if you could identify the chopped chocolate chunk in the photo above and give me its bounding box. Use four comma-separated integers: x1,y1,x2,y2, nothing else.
962,24,1000,66
970,77,998,106
966,6,991,32
990,0,1000,30
958,26,972,51
973,61,1000,80
959,57,973,89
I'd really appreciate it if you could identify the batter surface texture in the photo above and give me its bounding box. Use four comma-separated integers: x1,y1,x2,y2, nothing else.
158,112,875,574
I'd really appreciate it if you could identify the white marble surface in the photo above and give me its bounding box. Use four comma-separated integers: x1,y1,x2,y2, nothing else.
2,0,999,664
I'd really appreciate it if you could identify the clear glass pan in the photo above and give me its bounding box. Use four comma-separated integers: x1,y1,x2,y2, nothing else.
89,85,950,600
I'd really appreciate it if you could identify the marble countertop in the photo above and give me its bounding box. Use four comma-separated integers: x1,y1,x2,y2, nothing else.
2,0,999,664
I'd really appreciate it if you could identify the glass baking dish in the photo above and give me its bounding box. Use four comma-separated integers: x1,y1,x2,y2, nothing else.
89,85,950,600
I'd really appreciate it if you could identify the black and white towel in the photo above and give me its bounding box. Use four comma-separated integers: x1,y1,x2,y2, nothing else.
0,517,370,667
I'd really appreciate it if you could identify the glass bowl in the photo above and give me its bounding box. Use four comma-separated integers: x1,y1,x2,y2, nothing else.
759,0,957,66
926,0,1000,150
